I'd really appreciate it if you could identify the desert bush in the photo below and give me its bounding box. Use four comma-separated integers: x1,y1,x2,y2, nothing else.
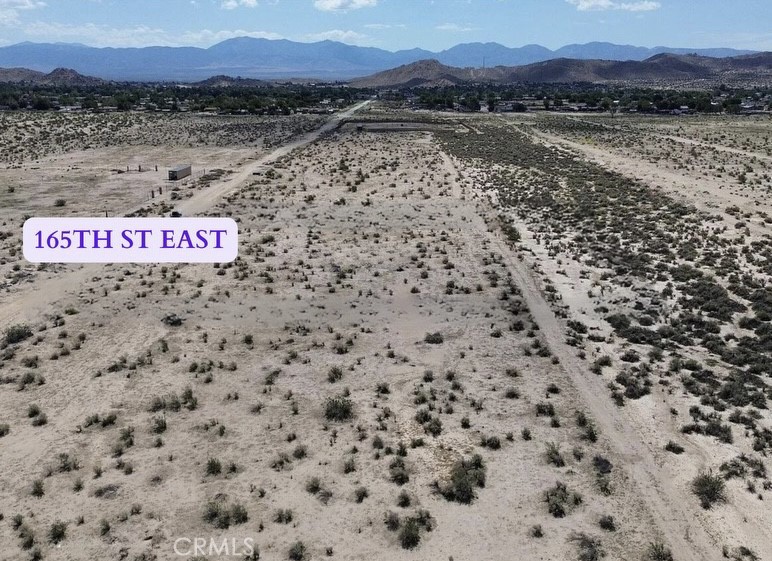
55,453,79,473
21,356,38,368
275,509,293,524
355,486,369,503
415,408,431,424
151,416,167,434
231,503,248,524
438,454,486,504
692,471,726,509
545,481,582,517
306,477,322,494
424,416,443,437
205,458,222,476
203,500,247,529
664,441,684,454
327,366,343,383
681,419,733,444
598,515,616,531
569,532,604,561
721,546,759,561
546,442,565,467
0,423,9,437
93,483,119,499
646,541,674,561
288,541,306,561
719,454,767,480
399,517,421,549
325,396,353,421
384,511,400,531
580,420,598,442
4,324,32,346
536,402,555,417
318,488,333,505
389,457,409,485
424,332,444,344
48,521,67,544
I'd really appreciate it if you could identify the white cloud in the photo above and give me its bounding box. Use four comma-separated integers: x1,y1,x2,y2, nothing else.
305,29,370,44
313,0,377,12
0,0,45,26
22,21,281,48
435,22,476,32
690,31,772,52
182,28,282,44
221,0,258,8
364,23,405,29
566,0,660,11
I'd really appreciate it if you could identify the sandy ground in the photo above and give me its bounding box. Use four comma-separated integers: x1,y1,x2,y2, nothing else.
0,106,769,561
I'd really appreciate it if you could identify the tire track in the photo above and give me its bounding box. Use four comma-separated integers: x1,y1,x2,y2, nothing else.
441,148,722,561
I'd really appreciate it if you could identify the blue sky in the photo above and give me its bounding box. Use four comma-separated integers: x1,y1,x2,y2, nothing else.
0,0,770,51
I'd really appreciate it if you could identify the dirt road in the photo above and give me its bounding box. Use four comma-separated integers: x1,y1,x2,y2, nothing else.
0,101,371,326
441,149,725,561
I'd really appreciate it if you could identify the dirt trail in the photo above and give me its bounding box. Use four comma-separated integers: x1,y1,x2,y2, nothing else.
563,115,772,163
440,149,723,561
0,101,371,327
178,101,370,216
659,133,772,162
527,128,772,237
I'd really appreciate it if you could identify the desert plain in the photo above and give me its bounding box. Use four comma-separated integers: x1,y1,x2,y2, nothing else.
0,103,771,561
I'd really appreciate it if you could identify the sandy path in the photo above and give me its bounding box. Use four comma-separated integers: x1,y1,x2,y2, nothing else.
178,101,371,216
562,115,772,163
0,101,371,327
527,128,772,237
658,133,772,162
440,149,723,561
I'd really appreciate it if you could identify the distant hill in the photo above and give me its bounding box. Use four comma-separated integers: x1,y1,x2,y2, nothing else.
0,67,104,86
350,53,772,88
0,38,758,82
193,75,268,87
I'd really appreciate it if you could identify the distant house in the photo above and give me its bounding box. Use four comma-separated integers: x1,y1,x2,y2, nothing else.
494,101,527,113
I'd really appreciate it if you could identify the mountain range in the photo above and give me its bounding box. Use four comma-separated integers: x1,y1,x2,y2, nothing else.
0,38,759,82
0,67,105,86
350,53,772,88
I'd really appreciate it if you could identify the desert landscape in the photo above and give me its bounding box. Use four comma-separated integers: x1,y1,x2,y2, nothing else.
0,97,771,561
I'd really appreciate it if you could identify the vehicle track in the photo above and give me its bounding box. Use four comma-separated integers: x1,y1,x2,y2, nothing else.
441,148,722,561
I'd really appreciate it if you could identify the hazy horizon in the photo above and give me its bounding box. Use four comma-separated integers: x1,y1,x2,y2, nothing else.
0,0,769,52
